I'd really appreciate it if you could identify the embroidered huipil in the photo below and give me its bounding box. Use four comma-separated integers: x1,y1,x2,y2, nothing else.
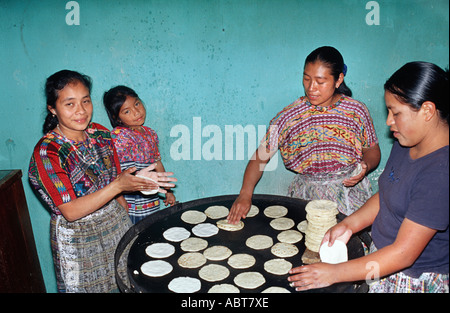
28,123,131,292
28,123,121,213
111,126,162,223
263,95,378,174
263,95,379,215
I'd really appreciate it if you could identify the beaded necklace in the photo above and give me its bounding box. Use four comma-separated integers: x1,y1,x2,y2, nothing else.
57,124,98,165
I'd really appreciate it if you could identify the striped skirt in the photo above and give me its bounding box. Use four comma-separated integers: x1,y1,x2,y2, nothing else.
50,199,132,293
368,243,449,293
287,164,373,216
369,270,449,293
124,193,161,224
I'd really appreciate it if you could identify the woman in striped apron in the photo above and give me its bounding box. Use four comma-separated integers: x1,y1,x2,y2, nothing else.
28,70,176,292
228,46,380,223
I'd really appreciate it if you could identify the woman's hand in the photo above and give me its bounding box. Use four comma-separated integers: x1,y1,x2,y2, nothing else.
322,222,353,247
227,145,276,224
287,223,352,291
288,262,337,291
136,164,177,193
113,167,154,193
344,144,380,187
343,162,368,187
57,164,176,222
114,165,177,194
137,164,177,184
164,192,176,206
227,193,252,224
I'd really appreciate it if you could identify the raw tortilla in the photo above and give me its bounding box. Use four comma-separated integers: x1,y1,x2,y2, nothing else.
177,252,207,268
192,223,219,238
270,242,299,258
351,163,363,177
305,199,338,214
216,219,244,231
136,174,159,195
145,243,175,258
140,260,173,277
204,205,229,219
270,217,295,230
180,237,208,252
168,276,201,293
208,283,240,293
234,272,265,289
203,245,232,261
163,227,190,242
245,235,273,250
263,205,288,218
262,286,291,293
181,210,207,224
246,205,259,217
304,200,338,252
319,240,348,264
277,229,303,244
227,253,256,269
199,264,230,282
263,258,292,275
297,220,308,233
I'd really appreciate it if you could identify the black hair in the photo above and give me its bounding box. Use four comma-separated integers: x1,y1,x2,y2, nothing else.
384,61,449,125
304,46,352,97
43,70,92,133
103,85,139,128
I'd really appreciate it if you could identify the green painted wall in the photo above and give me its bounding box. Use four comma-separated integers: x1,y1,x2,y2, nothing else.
1,0,448,292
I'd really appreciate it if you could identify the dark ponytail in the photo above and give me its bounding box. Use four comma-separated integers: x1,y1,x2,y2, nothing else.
43,70,92,133
305,46,352,97
384,62,449,125
43,112,59,135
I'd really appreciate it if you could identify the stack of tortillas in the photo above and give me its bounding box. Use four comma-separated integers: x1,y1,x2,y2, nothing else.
304,200,338,253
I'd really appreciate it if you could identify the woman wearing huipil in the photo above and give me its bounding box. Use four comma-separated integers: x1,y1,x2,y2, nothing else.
288,62,449,293
228,46,380,223
28,70,176,292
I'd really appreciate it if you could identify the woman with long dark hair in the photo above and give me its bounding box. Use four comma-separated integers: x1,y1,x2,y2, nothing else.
228,46,381,221
28,70,176,292
288,62,449,293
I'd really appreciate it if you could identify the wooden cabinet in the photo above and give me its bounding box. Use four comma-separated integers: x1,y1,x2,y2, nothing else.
0,170,46,292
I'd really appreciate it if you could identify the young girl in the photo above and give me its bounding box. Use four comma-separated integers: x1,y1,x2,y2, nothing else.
288,62,449,293
103,85,176,224
228,46,380,223
28,70,176,292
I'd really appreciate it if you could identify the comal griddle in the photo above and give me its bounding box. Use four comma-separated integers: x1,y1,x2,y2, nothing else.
115,194,370,293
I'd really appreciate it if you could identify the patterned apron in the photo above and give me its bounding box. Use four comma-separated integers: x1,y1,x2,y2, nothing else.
287,164,372,216
50,199,132,293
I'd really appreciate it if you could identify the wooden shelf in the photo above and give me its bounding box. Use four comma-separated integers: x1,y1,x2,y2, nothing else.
0,170,46,292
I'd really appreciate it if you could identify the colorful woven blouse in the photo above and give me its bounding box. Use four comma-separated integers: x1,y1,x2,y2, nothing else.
111,126,161,165
111,126,162,223
28,123,121,215
263,95,378,174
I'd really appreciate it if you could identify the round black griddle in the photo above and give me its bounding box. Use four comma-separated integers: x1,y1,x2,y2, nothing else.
115,194,369,293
